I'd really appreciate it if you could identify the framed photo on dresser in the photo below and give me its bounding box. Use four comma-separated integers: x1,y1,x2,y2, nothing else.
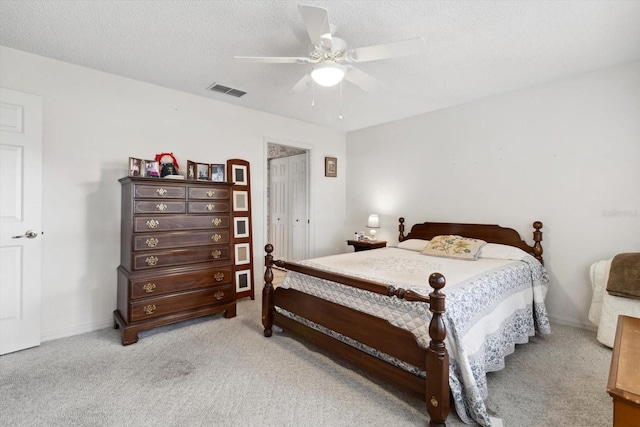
196,163,210,181
128,157,142,177
211,164,225,182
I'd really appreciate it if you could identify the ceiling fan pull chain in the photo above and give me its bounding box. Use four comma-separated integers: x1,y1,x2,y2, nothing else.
339,81,343,120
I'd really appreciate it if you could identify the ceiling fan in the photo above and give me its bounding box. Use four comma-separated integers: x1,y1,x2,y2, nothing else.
234,4,427,94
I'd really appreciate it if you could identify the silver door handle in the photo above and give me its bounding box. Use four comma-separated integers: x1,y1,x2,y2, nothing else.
12,230,39,239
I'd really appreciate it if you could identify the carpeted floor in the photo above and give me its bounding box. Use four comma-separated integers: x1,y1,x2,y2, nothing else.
0,281,613,427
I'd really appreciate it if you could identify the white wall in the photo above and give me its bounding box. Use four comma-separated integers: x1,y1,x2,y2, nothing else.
0,46,346,341
346,60,640,329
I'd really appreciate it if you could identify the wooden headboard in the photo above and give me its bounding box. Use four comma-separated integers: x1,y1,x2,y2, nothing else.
398,217,544,265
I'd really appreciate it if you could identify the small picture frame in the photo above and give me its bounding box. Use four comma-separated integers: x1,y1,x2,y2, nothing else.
234,217,249,238
210,164,225,182
233,190,249,211
325,157,337,177
231,164,248,185
235,269,251,292
142,159,160,178
186,161,196,180
196,163,210,181
128,157,142,177
234,243,251,265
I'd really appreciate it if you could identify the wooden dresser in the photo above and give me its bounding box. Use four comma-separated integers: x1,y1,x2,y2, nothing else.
607,315,640,427
114,177,236,345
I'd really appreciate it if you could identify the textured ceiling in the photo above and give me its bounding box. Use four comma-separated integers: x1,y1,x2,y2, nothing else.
1,1,640,131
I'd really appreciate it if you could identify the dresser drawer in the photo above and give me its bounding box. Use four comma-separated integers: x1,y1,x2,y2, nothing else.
132,245,230,270
129,267,233,299
188,187,231,200
134,184,186,199
134,230,230,251
129,284,233,322
134,215,229,232
134,201,186,214
188,201,230,213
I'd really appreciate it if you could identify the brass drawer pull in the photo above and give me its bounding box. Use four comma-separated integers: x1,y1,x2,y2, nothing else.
212,218,222,226
145,256,158,266
143,283,156,293
214,272,225,282
214,291,225,301
156,188,168,196
143,304,156,315
211,250,222,259
156,203,168,211
211,234,222,243
206,203,215,211
206,190,215,198
146,219,159,229
146,238,159,248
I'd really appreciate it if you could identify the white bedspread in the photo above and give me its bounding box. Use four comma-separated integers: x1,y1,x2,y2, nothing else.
280,247,550,427
588,259,640,347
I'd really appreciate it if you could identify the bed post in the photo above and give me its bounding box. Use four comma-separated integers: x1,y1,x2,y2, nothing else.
426,272,449,427
399,217,406,241
532,221,543,265
263,244,275,337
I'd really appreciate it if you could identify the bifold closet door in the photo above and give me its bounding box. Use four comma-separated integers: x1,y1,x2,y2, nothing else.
269,157,288,260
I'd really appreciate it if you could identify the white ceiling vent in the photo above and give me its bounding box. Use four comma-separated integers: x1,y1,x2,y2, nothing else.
207,83,246,97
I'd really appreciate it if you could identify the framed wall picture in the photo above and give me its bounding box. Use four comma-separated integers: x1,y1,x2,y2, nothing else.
234,217,250,238
128,157,142,177
230,164,248,185
235,269,251,293
325,156,337,177
233,190,249,211
196,163,210,181
211,164,225,182
142,159,160,178
234,243,251,265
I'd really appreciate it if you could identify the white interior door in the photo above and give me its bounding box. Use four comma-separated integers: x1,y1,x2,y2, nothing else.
0,88,43,355
269,157,288,260
289,153,308,261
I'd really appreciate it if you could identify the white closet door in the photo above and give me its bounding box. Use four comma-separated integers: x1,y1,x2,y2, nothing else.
0,88,43,355
269,157,288,260
289,153,308,261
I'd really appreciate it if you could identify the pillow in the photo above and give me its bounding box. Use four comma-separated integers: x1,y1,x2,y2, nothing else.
396,239,429,252
479,243,529,261
421,235,486,260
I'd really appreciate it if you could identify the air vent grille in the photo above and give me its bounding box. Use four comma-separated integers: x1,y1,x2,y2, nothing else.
207,83,246,97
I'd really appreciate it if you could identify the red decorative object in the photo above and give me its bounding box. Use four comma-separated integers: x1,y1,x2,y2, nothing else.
154,152,180,170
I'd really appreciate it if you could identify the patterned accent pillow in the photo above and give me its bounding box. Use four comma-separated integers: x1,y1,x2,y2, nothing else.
421,235,487,260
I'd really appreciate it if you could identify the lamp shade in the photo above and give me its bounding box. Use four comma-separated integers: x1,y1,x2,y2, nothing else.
366,214,380,229
311,62,346,87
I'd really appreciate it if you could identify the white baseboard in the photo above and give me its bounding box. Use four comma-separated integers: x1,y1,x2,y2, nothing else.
547,314,596,331
41,319,113,343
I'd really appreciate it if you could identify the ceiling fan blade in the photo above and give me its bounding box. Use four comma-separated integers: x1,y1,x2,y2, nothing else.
288,74,313,94
345,37,426,63
298,5,333,50
344,67,385,92
234,56,311,64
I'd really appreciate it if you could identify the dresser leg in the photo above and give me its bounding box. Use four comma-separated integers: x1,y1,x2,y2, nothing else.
113,310,140,345
120,328,140,346
225,303,237,318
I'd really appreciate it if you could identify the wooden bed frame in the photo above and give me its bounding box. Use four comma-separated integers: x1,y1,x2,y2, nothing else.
262,219,544,427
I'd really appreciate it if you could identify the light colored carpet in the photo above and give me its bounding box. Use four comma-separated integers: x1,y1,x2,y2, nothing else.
0,284,613,427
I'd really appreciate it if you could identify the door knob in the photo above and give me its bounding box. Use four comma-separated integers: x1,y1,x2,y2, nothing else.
13,230,39,239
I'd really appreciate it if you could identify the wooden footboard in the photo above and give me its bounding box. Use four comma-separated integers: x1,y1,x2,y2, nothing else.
262,244,450,427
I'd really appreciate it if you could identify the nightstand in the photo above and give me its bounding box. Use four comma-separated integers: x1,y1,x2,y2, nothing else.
347,240,387,252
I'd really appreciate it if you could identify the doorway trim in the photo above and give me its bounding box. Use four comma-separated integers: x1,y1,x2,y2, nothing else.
263,136,314,261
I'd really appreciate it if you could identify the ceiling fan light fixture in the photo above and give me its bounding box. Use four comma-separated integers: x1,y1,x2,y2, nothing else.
311,62,346,87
